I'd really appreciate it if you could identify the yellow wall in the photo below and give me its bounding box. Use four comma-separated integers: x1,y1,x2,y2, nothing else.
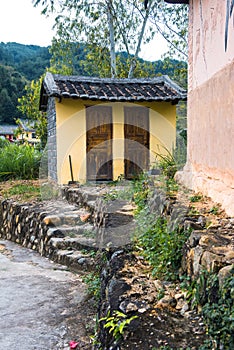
54,99,176,184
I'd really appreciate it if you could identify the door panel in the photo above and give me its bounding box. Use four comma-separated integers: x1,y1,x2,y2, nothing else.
124,106,149,179
86,106,112,181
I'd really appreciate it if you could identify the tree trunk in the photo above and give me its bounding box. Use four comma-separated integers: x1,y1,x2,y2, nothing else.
107,0,117,78
128,1,152,78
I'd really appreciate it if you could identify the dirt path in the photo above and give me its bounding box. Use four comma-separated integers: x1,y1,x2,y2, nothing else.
0,240,94,350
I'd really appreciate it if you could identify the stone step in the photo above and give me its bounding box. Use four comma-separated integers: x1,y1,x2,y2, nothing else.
46,223,95,239
49,235,97,251
52,249,95,272
43,210,91,227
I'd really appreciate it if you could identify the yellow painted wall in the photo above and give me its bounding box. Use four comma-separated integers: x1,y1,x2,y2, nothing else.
54,99,176,184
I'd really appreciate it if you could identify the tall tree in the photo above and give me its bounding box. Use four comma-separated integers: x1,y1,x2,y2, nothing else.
17,77,47,148
33,0,188,78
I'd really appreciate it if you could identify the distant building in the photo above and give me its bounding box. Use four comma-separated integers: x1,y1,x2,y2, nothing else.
0,120,39,145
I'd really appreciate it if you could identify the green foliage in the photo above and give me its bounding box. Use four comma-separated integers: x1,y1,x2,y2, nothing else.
154,146,178,179
202,270,234,349
100,310,138,341
17,77,47,148
209,205,221,215
0,65,26,123
35,0,188,78
181,269,234,349
0,42,51,80
131,172,151,211
2,183,40,201
0,143,41,180
83,272,101,302
136,213,190,280
190,194,203,202
0,138,9,148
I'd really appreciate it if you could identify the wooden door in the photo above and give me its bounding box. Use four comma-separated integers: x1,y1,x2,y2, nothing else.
86,106,113,181
124,106,149,179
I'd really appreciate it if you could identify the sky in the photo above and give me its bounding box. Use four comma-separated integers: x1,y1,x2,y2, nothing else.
0,0,168,61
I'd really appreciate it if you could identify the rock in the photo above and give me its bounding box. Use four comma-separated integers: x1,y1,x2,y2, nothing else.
78,257,86,265
174,293,186,300
187,231,204,248
218,265,234,286
43,215,61,226
156,295,177,309
176,298,188,310
184,220,203,231
201,251,224,273
80,213,91,222
108,278,131,310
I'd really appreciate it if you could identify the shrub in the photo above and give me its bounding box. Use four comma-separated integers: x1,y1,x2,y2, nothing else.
0,143,41,180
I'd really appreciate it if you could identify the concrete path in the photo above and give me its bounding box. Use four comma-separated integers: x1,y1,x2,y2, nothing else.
0,240,93,350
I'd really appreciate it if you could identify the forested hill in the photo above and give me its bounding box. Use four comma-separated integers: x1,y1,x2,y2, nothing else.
0,42,186,124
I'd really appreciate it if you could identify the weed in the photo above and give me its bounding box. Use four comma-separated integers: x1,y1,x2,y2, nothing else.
190,194,203,202
188,205,200,216
100,310,138,341
131,172,151,212
135,214,190,280
209,205,220,215
153,146,178,179
181,268,234,349
202,269,234,349
2,183,40,201
83,272,101,302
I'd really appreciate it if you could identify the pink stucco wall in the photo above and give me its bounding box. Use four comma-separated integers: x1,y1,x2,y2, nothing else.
176,0,234,216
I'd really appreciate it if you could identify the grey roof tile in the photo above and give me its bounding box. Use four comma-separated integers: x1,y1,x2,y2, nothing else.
40,72,187,110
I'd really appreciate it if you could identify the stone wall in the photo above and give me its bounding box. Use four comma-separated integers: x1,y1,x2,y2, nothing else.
47,98,57,181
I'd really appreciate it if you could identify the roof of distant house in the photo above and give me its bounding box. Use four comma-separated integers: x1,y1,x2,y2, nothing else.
39,72,187,111
0,125,18,135
0,121,35,135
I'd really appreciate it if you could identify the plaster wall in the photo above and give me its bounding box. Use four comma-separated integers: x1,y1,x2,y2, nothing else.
190,0,234,88
54,99,176,184
177,0,234,216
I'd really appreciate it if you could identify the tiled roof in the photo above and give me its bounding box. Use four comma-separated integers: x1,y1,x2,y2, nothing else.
40,72,187,110
0,125,18,135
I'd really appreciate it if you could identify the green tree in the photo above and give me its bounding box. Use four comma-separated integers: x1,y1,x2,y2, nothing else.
17,77,47,148
0,65,26,123
33,0,188,78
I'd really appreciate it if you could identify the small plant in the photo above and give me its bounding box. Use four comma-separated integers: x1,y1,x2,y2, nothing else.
154,146,177,179
100,310,138,341
209,205,220,215
188,205,200,216
202,269,234,349
131,172,151,212
82,272,101,302
190,194,203,202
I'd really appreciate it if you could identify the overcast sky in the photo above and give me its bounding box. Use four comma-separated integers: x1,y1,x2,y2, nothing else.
0,0,168,61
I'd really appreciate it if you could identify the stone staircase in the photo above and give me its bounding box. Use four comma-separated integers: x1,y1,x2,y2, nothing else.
0,184,136,273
